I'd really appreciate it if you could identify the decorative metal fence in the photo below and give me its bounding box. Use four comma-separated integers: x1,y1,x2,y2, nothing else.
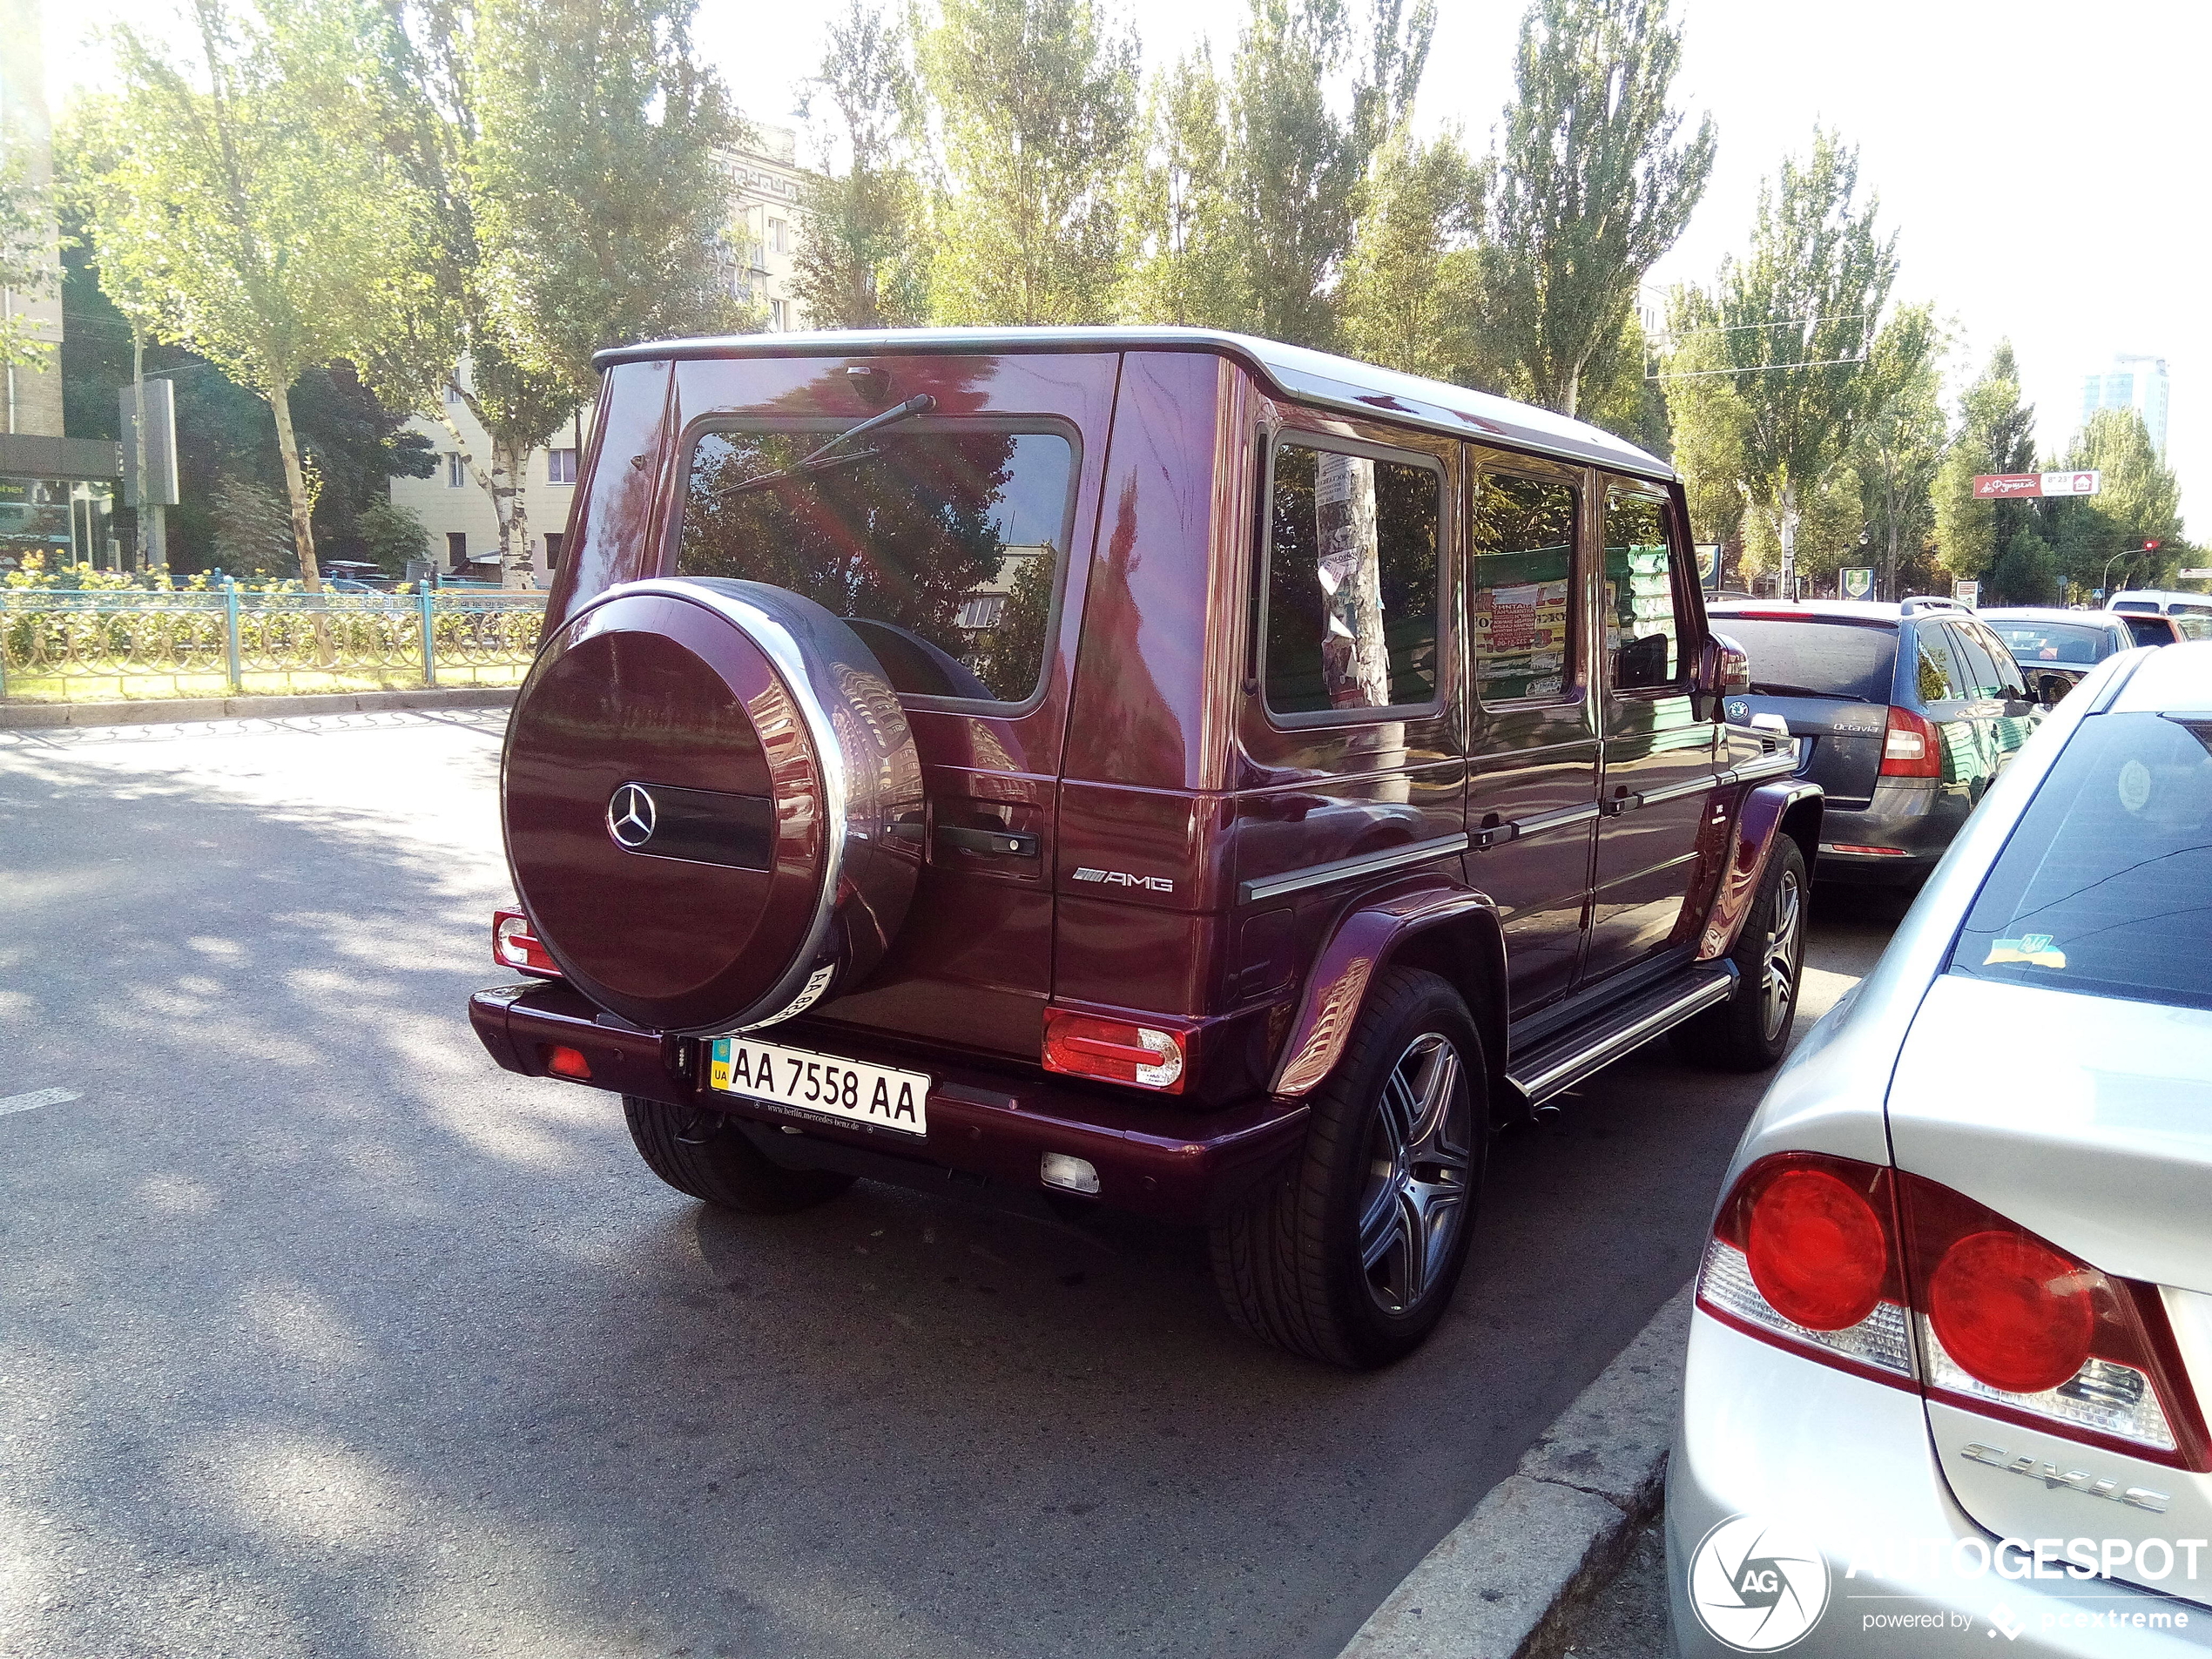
0,587,550,702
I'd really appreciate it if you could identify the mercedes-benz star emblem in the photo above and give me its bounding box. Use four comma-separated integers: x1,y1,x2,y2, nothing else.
607,783,658,850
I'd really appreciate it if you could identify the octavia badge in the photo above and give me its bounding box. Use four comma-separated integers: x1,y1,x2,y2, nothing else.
607,783,658,850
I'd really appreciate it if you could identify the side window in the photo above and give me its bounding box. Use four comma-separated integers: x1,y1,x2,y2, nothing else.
1914,626,1964,702
1263,439,1441,716
1468,469,1578,704
1969,624,2027,698
1603,488,1683,690
1946,624,2006,698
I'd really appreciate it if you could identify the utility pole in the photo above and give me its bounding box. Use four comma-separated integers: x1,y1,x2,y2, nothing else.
132,323,150,570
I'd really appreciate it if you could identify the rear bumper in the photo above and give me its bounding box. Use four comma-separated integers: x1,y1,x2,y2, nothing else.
1669,1311,2211,1655
1815,777,1965,884
469,981,1308,1225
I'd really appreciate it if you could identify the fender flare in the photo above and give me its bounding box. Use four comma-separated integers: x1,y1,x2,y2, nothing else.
1270,876,1506,1099
1697,780,1823,962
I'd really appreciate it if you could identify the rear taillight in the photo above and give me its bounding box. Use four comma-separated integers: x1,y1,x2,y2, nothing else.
1879,706,1942,778
1041,1010,1186,1093
1699,1154,2212,1471
493,906,561,977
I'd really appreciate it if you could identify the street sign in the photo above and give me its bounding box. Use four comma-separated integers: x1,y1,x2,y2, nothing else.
1841,567,1875,600
1696,543,1722,590
2180,567,2212,579
1970,470,2101,499
1952,580,1979,609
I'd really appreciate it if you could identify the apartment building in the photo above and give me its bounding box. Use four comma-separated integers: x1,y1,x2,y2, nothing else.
388,124,810,583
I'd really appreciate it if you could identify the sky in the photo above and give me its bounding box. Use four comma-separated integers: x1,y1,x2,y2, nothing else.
42,0,2212,530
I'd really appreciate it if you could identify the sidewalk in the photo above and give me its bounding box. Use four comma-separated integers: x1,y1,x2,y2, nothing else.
0,685,517,730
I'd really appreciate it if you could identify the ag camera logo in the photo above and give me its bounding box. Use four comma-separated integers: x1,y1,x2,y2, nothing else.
1689,1514,1831,1651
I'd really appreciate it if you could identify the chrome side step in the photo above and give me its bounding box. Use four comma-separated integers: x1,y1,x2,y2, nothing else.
1505,961,1739,1109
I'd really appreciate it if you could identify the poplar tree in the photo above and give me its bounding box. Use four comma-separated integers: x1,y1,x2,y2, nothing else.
916,0,1138,326
0,139,56,370
1339,127,1485,380
792,0,927,328
1119,45,1246,328
1851,302,1948,599
1932,341,2035,590
1480,0,1713,419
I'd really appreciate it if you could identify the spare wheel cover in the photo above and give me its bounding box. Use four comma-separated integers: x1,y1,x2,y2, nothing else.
502,577,923,1035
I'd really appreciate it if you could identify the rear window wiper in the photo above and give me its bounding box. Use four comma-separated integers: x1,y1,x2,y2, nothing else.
1748,681,1872,702
725,394,936,496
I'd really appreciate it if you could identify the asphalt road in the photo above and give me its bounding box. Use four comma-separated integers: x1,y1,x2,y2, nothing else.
0,711,1898,1659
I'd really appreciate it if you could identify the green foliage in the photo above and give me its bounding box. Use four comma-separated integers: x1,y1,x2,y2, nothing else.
1339,126,1485,381
792,1,929,328
972,547,1055,698
356,498,431,574
0,138,56,370
1851,302,1948,598
916,0,1138,325
1932,341,2035,587
1118,44,1248,328
1480,0,1713,418
1669,129,1896,587
1741,462,1863,586
208,472,296,577
1228,0,1433,351
2044,408,2184,598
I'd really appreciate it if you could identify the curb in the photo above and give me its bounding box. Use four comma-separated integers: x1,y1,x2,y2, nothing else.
0,686,516,730
1339,1280,1693,1659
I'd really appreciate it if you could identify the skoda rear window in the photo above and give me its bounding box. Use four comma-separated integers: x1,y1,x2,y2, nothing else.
677,425,1076,705
1710,617,1897,703
1949,712,2212,1011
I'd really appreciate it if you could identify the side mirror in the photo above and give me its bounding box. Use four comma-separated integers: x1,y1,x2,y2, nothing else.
1695,631,1751,718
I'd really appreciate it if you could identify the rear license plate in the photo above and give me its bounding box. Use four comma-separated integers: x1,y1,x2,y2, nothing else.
707,1035,929,1137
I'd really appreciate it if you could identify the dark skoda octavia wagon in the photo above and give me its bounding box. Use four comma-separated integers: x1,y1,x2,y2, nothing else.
471,328,1821,1367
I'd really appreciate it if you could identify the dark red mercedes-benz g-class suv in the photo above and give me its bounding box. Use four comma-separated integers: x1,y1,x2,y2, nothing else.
470,327,1817,1368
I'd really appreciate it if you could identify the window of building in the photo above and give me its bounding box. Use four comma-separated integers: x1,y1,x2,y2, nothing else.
769,298,790,331
1470,470,1578,704
547,448,577,485
446,531,468,569
1603,487,1685,690
446,452,466,488
1261,438,1441,717
768,217,789,254
543,531,566,570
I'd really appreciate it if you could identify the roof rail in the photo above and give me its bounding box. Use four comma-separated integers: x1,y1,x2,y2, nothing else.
1898,595,1962,616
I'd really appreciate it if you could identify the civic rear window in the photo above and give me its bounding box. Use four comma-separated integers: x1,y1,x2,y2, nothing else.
1948,712,2212,1011
1709,617,1897,703
1989,620,2115,665
677,426,1075,705
1261,439,1441,717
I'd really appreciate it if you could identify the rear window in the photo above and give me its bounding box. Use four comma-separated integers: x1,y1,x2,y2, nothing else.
1949,712,2212,1011
678,425,1075,704
2125,616,2175,647
1710,617,1897,703
1988,620,2116,666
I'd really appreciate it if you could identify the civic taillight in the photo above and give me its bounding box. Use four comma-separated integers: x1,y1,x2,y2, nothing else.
1041,1010,1186,1093
1879,706,1942,778
493,906,562,978
1698,1153,2212,1472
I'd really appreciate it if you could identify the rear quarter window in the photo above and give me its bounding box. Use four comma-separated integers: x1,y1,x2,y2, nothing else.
1949,712,2212,1011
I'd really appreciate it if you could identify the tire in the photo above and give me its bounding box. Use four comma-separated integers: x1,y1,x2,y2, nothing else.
1672,838,1808,1073
1211,968,1487,1369
622,1096,853,1215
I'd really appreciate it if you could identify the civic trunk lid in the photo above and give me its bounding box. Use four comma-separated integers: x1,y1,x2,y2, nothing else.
1887,974,2212,1606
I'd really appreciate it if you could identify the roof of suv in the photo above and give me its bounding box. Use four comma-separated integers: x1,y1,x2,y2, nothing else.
2109,637,2212,711
591,325,1671,482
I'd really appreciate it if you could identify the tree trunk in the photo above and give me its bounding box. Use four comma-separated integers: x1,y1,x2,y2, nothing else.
494,432,533,590
1777,480,1799,600
268,379,334,667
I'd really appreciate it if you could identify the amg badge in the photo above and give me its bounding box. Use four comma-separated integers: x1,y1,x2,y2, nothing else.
1072,867,1174,894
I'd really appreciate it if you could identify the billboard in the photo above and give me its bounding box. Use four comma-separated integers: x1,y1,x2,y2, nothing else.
1970,470,2101,500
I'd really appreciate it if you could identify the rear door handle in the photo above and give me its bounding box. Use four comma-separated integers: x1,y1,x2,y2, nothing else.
934,825,1041,860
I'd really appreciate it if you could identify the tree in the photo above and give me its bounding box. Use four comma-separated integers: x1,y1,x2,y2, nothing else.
1932,341,2035,592
375,0,746,586
1851,302,1948,599
0,138,57,370
1339,125,1484,380
1480,0,1713,419
1118,44,1247,328
208,472,297,577
792,1,928,328
1227,0,1433,351
1670,130,1896,595
77,0,419,593
915,0,1138,326
2043,408,2183,600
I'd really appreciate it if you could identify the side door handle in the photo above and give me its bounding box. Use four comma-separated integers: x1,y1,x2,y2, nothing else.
934,824,1041,860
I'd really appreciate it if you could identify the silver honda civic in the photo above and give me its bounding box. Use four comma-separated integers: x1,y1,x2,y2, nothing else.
1669,641,2212,1656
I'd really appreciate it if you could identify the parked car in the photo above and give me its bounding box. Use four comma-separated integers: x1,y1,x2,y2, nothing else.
2111,587,2212,641
467,327,1822,1369
1707,597,2040,887
1980,607,2135,705
2121,610,2198,648
1668,640,2212,1655
321,559,394,590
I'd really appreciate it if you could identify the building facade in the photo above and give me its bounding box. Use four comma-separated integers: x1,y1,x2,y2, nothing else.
388,124,811,584
2081,354,2170,458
